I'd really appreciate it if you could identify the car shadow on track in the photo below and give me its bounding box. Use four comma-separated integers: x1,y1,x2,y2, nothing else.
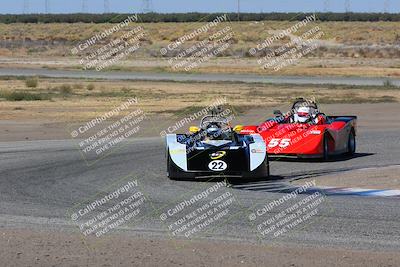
269,152,375,163
173,175,285,185
226,175,286,185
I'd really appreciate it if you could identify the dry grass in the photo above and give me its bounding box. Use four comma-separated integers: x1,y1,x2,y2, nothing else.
0,77,399,122
0,21,399,76
1,21,399,45
0,21,399,59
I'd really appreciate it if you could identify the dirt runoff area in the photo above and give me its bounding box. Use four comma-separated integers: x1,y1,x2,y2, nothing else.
292,165,400,190
1,228,399,267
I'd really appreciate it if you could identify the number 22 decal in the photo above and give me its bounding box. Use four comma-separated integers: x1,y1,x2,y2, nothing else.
268,138,291,148
208,160,227,171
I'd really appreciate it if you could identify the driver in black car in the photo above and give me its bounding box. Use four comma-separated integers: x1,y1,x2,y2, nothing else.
204,122,224,140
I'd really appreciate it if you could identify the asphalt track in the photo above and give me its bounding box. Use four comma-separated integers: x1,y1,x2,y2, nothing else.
0,126,399,251
1,67,400,86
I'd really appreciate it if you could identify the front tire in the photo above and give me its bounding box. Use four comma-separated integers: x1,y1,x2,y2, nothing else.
167,153,179,180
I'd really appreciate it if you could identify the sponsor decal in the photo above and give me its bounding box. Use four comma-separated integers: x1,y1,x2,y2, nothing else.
309,130,322,135
210,151,226,160
241,129,255,134
170,148,186,154
251,148,264,153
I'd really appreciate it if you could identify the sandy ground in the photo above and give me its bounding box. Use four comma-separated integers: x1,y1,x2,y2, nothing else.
1,57,400,77
1,229,399,267
292,165,400,190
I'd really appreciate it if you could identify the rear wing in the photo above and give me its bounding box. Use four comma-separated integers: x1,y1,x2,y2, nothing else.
327,116,357,122
327,116,357,135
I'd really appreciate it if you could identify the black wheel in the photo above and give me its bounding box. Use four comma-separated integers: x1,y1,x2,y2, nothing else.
322,134,329,161
167,153,193,181
266,156,270,177
167,153,178,180
347,130,356,156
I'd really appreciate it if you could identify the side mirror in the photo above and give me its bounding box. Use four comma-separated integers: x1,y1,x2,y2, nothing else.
189,126,200,133
233,125,244,133
273,110,283,117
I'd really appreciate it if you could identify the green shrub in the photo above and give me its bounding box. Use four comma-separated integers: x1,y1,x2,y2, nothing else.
86,84,95,91
25,77,39,88
121,87,131,94
383,79,394,88
59,84,73,95
74,83,84,89
0,91,51,101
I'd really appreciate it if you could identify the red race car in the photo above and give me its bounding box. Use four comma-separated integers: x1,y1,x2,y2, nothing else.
241,98,357,160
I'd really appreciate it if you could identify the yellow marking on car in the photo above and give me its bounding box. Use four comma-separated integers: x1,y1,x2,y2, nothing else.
210,151,226,160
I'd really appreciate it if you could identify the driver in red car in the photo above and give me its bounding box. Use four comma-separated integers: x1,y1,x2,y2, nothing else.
292,105,326,125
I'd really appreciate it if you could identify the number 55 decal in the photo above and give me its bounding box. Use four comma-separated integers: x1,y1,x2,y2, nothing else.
268,138,291,148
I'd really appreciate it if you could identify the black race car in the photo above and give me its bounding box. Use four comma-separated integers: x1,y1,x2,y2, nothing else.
165,111,269,180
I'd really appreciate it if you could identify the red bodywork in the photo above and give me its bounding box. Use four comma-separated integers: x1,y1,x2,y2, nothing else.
241,116,357,158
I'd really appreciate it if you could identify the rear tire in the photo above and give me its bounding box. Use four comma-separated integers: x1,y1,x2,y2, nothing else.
323,134,330,161
347,130,356,156
266,156,270,177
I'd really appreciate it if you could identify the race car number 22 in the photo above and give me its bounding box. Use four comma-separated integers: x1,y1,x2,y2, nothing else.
268,138,291,148
208,160,227,171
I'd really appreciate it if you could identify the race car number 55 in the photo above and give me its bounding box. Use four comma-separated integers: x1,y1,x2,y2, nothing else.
268,138,291,148
208,160,227,171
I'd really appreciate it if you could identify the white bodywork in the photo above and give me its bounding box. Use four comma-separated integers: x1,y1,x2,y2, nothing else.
249,134,267,171
166,134,187,171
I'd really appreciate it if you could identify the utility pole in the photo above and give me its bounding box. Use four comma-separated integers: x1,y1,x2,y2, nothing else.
237,0,240,21
81,0,88,13
345,0,350,13
323,0,330,12
45,0,50,13
104,0,110,13
142,0,153,13
384,0,390,13
23,0,29,14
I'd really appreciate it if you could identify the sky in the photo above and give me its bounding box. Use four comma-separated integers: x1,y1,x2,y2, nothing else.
1,0,399,14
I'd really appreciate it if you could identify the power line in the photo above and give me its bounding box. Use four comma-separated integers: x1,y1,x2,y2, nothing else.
104,0,110,13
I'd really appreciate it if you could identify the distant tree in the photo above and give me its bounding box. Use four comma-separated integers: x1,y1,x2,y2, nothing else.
0,13,399,24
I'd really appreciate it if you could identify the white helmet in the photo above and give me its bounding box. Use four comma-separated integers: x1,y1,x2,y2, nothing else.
294,106,313,123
